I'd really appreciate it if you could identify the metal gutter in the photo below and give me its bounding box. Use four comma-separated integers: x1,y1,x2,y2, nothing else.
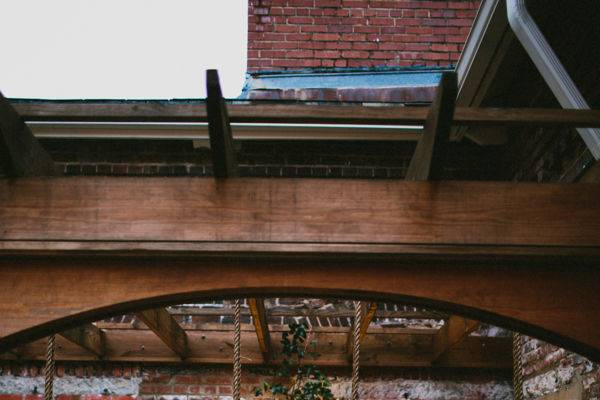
29,121,422,141
507,0,600,159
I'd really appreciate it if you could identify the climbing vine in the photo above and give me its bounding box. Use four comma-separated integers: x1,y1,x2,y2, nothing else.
255,322,336,400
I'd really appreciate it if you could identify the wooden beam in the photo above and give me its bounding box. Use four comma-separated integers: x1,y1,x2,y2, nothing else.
12,100,600,128
0,259,598,363
0,178,600,360
1,325,512,369
2,178,600,252
0,92,59,176
248,298,272,363
59,323,106,358
136,308,189,360
431,316,480,362
346,302,377,356
206,69,237,178
406,72,457,181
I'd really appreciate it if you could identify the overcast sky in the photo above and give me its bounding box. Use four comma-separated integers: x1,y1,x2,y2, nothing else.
0,0,247,99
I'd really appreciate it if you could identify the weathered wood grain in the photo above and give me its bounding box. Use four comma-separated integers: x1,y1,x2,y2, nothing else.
1,178,600,249
0,258,598,361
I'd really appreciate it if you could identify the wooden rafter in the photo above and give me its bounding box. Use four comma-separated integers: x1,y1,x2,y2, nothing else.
406,72,457,181
248,298,272,363
13,101,600,128
346,302,377,356
431,316,480,363
0,92,59,176
59,323,106,358
136,308,189,360
1,324,512,369
206,69,238,178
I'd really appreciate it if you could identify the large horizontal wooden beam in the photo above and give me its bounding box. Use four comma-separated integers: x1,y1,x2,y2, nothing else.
1,178,599,252
0,256,598,361
0,177,599,360
11,101,600,128
0,325,512,369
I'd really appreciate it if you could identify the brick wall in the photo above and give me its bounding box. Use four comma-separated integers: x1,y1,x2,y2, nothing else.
520,337,600,399
39,139,500,180
0,363,512,399
247,0,480,71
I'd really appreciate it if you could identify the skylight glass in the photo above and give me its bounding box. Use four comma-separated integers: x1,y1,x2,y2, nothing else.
0,0,247,99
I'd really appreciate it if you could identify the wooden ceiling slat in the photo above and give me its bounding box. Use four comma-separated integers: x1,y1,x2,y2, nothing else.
136,308,189,360
1,325,510,369
59,323,106,358
248,298,272,363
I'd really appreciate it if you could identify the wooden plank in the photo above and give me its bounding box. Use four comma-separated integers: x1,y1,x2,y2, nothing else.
1,325,511,369
0,257,598,362
431,316,480,362
59,323,106,358
406,72,457,181
1,178,600,251
136,308,188,359
0,92,59,176
206,70,237,178
12,100,600,128
346,302,377,356
248,298,272,363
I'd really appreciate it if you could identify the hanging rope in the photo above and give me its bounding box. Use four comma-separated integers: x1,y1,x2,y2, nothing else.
351,301,363,400
44,335,55,400
513,332,524,400
233,299,242,400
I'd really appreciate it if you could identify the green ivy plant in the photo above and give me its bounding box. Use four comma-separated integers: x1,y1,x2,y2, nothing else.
255,322,335,400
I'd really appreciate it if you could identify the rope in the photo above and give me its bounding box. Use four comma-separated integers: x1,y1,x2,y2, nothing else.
233,299,242,400
351,301,363,400
44,335,55,400
513,332,524,400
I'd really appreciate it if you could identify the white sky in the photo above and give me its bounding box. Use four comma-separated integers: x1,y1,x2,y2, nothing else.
0,0,247,99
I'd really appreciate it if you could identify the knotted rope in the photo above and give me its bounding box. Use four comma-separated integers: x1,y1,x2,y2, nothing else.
44,335,55,400
351,301,363,400
513,332,524,400
233,299,242,400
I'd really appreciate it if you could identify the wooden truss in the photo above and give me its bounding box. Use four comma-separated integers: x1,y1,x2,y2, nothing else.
0,71,599,365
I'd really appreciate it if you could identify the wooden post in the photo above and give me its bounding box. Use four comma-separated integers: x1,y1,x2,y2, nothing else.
406,72,457,181
206,70,238,178
0,92,59,176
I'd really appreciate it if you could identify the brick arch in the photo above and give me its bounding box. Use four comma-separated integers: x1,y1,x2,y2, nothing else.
0,255,598,362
